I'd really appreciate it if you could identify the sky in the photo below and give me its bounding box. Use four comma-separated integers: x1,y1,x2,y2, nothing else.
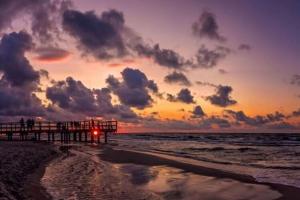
0,0,299,132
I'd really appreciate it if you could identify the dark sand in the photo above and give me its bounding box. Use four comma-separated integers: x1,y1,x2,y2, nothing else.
99,147,300,200
0,141,59,200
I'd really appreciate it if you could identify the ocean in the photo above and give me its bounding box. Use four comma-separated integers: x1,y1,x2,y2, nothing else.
112,133,300,188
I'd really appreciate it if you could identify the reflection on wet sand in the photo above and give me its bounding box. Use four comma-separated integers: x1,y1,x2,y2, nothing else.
119,164,282,200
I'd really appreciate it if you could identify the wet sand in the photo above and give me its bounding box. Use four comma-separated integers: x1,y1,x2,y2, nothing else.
100,147,300,200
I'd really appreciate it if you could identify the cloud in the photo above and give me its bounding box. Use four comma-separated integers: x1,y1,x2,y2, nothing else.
34,47,70,61
106,68,158,109
291,74,300,86
192,11,225,42
0,31,45,118
225,110,286,127
206,85,237,107
238,44,251,51
195,81,217,87
0,31,40,87
46,76,138,121
0,81,45,117
218,69,228,74
203,116,231,128
133,43,190,69
292,108,300,117
191,105,205,118
194,45,230,69
46,77,97,113
266,112,285,122
62,8,232,71
164,71,191,86
167,88,195,104
0,0,72,43
267,122,295,130
63,9,127,59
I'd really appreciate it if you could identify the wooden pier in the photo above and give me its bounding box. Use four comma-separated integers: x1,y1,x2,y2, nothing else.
0,120,117,143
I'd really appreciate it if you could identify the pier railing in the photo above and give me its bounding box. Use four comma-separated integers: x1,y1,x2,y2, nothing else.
0,120,117,143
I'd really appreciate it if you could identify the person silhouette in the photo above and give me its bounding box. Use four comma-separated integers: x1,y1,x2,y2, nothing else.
20,118,25,131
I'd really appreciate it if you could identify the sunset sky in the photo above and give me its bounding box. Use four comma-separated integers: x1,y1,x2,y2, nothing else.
0,0,300,132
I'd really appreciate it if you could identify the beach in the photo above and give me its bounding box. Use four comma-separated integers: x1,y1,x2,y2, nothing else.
1,140,300,200
0,141,58,200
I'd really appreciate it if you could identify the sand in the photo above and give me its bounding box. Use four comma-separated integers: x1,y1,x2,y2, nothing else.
1,142,300,200
0,141,58,200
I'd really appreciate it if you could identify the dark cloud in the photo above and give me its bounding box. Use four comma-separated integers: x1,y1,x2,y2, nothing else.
164,71,191,86
266,112,285,122
0,81,45,117
0,31,45,118
238,44,251,51
206,85,237,107
194,45,230,69
147,80,159,93
177,88,195,104
62,8,232,70
191,105,205,118
0,0,72,43
167,88,195,104
46,76,138,121
218,69,228,74
267,122,295,130
192,11,225,42
291,74,300,86
0,31,40,87
31,0,72,43
63,9,127,59
106,68,158,109
46,77,97,113
195,81,217,87
225,110,286,127
35,47,70,61
292,108,300,117
134,43,190,69
204,116,231,128
62,9,197,70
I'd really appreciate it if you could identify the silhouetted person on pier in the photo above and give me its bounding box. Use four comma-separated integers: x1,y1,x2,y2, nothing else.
20,118,25,130
26,119,31,130
57,122,62,130
31,119,35,129
91,119,95,128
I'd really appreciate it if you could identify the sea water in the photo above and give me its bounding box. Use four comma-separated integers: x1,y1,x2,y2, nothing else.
112,133,300,188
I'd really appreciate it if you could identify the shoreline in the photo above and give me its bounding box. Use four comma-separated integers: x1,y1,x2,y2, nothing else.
99,146,300,200
23,146,62,200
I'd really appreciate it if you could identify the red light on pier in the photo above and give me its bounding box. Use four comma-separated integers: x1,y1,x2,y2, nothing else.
93,130,98,136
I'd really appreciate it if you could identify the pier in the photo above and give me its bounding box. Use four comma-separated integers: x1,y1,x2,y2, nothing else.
0,120,117,143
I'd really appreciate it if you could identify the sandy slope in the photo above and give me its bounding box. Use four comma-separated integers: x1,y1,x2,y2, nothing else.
0,142,57,200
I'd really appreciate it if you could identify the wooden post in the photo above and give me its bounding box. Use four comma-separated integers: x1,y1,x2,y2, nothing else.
60,131,63,142
79,132,82,142
90,131,94,143
73,132,77,141
104,132,108,144
84,131,87,142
